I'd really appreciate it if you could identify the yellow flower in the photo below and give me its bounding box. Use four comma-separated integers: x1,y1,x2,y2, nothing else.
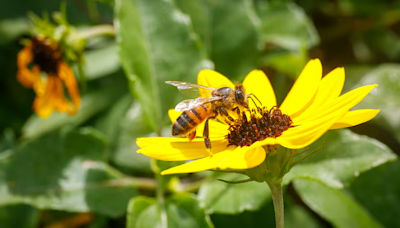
17,37,81,118
137,59,379,175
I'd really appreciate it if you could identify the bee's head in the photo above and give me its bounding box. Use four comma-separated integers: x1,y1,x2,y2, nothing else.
234,84,248,108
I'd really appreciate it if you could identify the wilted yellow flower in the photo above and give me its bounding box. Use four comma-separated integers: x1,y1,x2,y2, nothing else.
17,37,81,118
137,59,379,175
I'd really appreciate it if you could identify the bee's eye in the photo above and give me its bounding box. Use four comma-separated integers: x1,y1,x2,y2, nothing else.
235,91,245,104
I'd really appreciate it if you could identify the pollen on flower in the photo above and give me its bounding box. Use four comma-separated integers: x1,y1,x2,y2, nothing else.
226,106,293,147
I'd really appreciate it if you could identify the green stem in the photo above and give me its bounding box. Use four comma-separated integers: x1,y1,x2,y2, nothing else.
71,25,115,41
156,172,168,228
267,182,284,228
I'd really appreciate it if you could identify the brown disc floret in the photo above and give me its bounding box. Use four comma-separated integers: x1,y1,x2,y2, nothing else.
31,37,63,74
226,106,293,147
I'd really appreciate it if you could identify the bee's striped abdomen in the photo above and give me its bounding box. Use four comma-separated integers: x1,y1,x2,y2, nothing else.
172,104,212,136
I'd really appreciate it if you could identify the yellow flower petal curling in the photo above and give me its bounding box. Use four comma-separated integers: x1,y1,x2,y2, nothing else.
279,59,322,116
161,144,265,175
138,138,228,161
292,67,345,120
330,109,380,129
294,84,378,125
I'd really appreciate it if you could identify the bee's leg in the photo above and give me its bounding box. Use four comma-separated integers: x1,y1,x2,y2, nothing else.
232,106,241,116
219,107,235,123
188,130,196,141
203,115,217,157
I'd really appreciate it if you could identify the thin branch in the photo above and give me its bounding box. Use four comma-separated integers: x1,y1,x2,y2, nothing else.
291,141,327,168
209,169,245,174
72,24,115,41
292,146,311,157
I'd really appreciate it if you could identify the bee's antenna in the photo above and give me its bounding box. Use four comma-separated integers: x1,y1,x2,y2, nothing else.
248,93,262,106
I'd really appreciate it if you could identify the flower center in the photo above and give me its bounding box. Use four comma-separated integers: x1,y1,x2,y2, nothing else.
31,37,63,74
226,107,293,147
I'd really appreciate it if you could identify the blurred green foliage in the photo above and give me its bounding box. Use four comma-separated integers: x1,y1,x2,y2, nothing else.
0,0,400,227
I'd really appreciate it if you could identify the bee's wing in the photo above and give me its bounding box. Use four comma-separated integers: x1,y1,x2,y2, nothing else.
175,96,222,111
166,81,215,98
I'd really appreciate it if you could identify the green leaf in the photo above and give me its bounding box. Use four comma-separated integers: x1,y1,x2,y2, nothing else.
337,0,397,16
115,0,209,133
111,100,153,173
349,160,400,228
257,2,319,51
0,128,137,217
198,173,271,214
342,65,375,92
0,204,39,228
348,64,400,143
126,196,156,228
94,94,133,142
127,194,211,228
294,179,383,228
210,194,323,228
175,0,260,78
285,197,323,228
84,43,121,80
210,201,275,228
0,18,30,45
21,76,128,140
283,129,396,188
363,29,400,61
169,194,212,228
260,48,308,79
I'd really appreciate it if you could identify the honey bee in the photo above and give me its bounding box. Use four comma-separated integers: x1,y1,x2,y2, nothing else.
166,81,260,154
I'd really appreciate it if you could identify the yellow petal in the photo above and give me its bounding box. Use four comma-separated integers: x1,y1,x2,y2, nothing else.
161,144,265,175
16,45,39,88
137,137,224,149
58,62,81,115
294,84,378,125
243,70,277,110
330,109,380,129
215,144,266,170
17,45,33,68
277,109,348,149
168,109,181,123
257,137,279,146
292,67,345,121
53,76,71,113
279,59,322,116
138,138,230,161
33,77,55,118
168,109,229,138
18,65,41,89
197,69,234,91
161,156,214,175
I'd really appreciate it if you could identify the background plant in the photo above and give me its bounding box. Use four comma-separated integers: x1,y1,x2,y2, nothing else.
1,0,399,227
